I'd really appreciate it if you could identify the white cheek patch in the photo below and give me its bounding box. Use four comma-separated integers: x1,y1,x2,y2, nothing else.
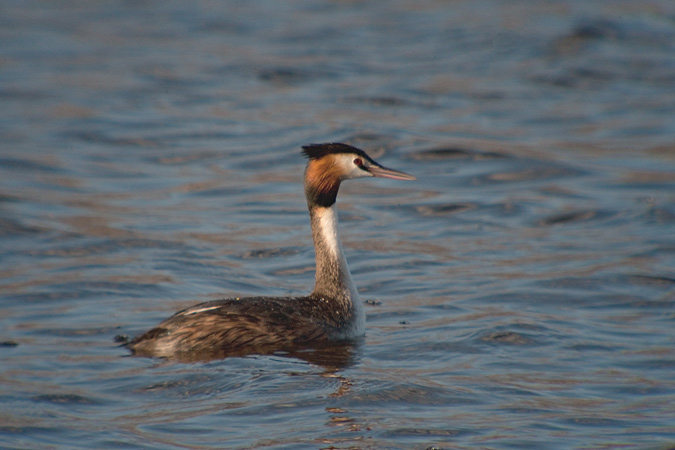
334,154,372,180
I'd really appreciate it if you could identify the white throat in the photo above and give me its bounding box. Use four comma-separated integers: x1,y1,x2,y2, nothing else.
309,205,364,335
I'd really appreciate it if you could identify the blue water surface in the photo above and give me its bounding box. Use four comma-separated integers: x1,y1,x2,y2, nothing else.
1,1,674,449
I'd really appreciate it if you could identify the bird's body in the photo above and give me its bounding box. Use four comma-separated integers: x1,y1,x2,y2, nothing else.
127,143,414,360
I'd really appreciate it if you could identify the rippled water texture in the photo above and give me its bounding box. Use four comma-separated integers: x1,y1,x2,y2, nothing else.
2,1,675,449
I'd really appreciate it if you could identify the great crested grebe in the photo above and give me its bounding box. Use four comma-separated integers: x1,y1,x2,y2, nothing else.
128,143,415,360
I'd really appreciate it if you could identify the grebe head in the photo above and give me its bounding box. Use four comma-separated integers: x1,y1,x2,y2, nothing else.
302,143,415,208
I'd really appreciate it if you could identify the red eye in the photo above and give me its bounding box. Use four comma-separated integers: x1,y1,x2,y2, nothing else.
353,158,363,167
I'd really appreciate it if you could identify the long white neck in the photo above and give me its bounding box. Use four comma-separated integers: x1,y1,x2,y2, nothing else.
308,205,364,334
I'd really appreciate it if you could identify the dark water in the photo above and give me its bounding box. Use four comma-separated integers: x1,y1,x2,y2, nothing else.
2,1,675,449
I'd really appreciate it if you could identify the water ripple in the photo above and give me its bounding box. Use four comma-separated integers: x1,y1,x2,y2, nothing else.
1,1,674,449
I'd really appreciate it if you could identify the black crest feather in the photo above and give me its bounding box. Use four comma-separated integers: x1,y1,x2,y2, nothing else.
302,143,370,161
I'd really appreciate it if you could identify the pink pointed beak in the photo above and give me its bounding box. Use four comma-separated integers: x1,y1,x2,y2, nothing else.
367,164,416,181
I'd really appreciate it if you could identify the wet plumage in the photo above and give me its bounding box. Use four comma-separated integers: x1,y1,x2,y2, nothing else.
127,143,414,360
